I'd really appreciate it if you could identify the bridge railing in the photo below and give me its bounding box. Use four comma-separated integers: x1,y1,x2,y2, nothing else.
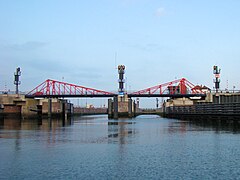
211,90,240,94
0,91,27,95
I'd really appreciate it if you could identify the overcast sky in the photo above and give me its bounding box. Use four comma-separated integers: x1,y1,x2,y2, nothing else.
1,0,240,106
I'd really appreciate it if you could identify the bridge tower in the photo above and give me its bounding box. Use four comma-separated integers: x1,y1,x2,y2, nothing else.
118,65,125,95
108,65,136,119
213,65,221,92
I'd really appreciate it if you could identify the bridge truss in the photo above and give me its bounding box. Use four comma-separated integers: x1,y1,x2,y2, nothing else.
131,78,205,96
26,79,114,98
26,78,206,98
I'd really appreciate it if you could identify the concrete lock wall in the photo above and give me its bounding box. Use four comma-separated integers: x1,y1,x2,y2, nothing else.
0,95,25,115
0,95,73,117
118,95,129,117
0,94,25,105
213,93,240,104
42,101,61,114
108,95,135,119
74,107,107,115
165,97,194,107
41,99,70,117
3,104,21,114
21,99,39,116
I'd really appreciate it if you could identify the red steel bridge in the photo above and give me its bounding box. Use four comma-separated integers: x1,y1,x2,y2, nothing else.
25,78,206,99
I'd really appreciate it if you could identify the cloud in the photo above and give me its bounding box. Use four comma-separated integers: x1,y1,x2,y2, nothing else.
156,7,165,17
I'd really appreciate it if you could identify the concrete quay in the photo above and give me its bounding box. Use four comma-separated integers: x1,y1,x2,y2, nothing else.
74,107,107,115
0,94,73,118
163,92,240,123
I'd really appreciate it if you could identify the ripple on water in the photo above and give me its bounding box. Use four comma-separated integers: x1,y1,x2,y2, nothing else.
1,115,240,179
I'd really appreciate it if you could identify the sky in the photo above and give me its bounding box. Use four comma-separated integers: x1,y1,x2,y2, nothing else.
0,0,240,107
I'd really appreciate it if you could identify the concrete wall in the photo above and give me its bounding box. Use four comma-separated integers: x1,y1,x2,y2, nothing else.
0,94,25,104
164,93,214,108
0,95,73,117
195,93,213,103
118,95,129,113
213,93,240,104
74,107,107,115
39,98,59,105
165,97,194,107
42,101,61,114
3,104,21,114
21,99,39,116
108,95,136,118
0,95,25,115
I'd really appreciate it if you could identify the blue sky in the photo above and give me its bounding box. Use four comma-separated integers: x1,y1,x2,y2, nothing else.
0,0,240,106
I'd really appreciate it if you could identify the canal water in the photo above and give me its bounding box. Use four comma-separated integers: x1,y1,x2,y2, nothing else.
0,115,240,180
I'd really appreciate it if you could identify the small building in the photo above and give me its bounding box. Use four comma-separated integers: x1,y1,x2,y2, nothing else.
192,85,211,93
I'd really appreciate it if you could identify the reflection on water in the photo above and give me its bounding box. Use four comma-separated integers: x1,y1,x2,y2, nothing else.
0,116,74,152
1,115,240,134
0,116,73,131
1,115,240,146
1,115,240,179
189,120,240,134
108,120,137,144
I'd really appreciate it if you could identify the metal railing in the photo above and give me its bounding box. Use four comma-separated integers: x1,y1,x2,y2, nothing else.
0,91,27,95
211,90,240,94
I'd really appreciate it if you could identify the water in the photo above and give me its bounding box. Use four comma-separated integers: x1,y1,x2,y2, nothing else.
1,115,240,180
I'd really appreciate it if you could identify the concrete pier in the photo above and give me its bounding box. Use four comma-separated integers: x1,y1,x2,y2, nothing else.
108,99,113,118
48,98,52,118
0,94,73,118
128,98,133,118
162,93,240,123
113,96,118,119
61,100,65,120
108,95,136,119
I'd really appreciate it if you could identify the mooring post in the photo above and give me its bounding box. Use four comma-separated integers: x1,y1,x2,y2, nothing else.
133,100,136,117
62,100,66,126
48,98,52,118
128,98,133,118
113,96,118,119
108,98,113,118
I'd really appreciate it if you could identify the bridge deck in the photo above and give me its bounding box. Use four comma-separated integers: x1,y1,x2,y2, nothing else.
25,94,206,98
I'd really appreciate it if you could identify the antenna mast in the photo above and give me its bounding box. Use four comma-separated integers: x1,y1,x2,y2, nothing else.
14,67,21,94
213,65,220,93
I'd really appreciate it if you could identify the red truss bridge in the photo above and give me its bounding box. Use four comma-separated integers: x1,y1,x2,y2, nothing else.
26,78,206,99
26,79,115,98
128,78,206,98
